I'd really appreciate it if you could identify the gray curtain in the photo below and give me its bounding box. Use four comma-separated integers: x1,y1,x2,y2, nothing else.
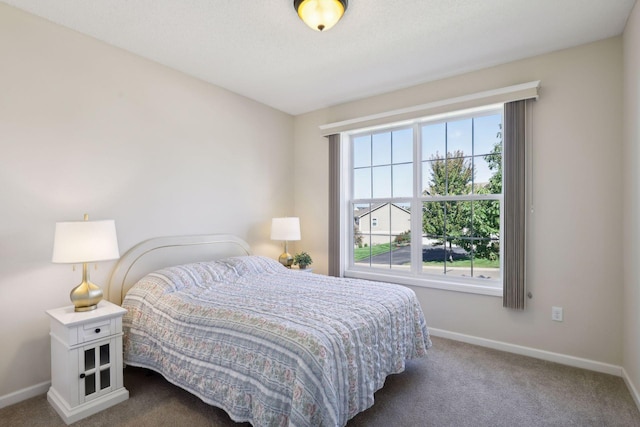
503,100,527,310
328,134,341,277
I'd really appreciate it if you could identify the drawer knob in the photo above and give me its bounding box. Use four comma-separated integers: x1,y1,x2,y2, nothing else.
95,328,101,334
79,373,86,379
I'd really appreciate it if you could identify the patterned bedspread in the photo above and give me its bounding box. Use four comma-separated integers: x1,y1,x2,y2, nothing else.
122,256,431,427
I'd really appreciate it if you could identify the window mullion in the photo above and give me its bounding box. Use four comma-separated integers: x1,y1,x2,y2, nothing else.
412,123,422,275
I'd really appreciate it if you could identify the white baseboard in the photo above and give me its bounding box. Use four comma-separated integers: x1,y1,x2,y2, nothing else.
429,328,623,376
622,368,640,411
0,381,50,409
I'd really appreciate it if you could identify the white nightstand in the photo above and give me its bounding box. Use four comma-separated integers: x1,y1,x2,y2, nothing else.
291,266,314,273
46,300,129,424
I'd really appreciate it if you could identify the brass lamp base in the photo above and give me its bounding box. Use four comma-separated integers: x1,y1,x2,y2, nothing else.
70,263,103,312
278,252,293,268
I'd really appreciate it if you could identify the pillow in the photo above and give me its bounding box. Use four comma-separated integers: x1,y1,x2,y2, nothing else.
220,255,285,278
133,256,284,293
146,260,232,292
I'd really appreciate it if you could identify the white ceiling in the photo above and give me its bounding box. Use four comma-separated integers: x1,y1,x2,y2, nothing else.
2,0,636,115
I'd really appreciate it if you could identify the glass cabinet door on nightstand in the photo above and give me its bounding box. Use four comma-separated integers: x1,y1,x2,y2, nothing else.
79,338,115,402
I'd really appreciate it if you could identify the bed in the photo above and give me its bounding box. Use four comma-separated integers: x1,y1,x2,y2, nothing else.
108,234,431,427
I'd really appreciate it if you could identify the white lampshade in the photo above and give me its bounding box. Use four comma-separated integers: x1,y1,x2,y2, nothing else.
52,219,120,263
270,217,301,241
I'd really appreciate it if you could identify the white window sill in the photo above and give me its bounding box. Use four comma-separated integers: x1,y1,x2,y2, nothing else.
343,269,503,297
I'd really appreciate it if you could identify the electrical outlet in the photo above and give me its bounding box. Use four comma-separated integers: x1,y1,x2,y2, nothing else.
552,306,563,322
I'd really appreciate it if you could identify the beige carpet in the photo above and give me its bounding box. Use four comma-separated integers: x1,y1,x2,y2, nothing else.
3,337,639,426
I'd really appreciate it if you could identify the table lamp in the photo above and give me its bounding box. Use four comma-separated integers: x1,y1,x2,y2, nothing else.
271,217,301,267
52,214,120,312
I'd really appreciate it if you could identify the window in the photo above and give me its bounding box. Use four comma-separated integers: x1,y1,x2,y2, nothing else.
347,107,504,294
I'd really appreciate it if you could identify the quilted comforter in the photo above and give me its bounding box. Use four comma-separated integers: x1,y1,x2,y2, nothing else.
122,256,431,427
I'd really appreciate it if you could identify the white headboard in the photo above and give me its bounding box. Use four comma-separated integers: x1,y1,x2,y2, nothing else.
107,234,252,305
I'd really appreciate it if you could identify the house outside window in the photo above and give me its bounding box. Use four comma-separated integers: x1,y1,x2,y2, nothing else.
347,106,503,294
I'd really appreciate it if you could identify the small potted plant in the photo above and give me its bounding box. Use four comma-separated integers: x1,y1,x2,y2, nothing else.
293,252,313,269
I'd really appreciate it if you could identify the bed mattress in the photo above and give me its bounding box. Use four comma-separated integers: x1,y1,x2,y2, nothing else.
122,255,431,426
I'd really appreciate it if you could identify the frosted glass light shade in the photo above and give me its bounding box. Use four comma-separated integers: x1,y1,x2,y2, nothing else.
270,217,301,241
295,0,347,32
52,220,120,263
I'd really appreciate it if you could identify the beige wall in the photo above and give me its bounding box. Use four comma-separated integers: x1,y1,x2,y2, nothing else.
295,38,624,365
0,4,294,398
623,0,640,403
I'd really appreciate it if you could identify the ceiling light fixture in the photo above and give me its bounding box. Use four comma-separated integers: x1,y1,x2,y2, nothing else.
294,0,348,32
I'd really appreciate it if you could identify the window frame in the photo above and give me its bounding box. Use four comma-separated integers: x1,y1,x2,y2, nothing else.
343,105,504,297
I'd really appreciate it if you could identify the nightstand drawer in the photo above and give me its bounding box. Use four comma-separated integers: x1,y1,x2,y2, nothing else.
78,319,112,343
